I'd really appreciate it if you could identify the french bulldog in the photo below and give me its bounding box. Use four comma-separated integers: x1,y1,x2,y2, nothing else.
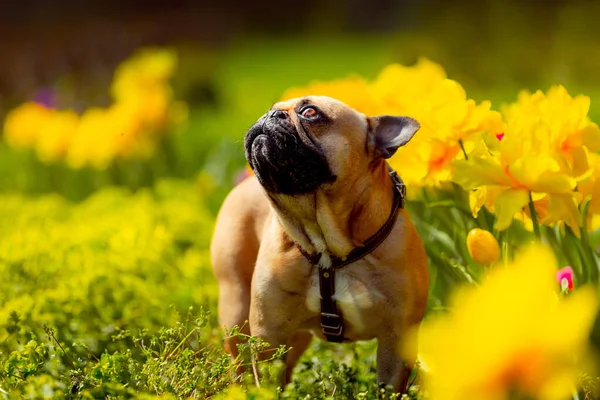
211,96,429,394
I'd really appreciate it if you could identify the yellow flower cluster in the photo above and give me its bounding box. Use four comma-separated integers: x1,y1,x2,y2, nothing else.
281,58,502,189
3,48,188,169
454,85,600,230
416,243,598,400
281,64,600,232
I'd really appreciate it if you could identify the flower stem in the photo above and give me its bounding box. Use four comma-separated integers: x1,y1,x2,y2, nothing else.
528,191,541,239
458,139,469,160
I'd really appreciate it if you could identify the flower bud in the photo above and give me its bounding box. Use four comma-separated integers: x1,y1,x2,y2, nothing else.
466,228,501,264
556,266,574,291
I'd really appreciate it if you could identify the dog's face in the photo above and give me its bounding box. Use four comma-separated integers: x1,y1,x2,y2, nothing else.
244,96,419,195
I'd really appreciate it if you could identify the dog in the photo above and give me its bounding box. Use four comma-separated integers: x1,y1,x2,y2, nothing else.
210,95,429,394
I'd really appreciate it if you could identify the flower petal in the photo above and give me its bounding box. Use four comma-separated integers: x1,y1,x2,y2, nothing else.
494,189,530,230
453,157,510,190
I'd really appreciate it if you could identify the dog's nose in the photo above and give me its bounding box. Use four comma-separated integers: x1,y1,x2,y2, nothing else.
270,110,287,119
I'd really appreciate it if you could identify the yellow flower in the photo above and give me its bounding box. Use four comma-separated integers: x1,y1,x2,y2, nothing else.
502,85,600,178
579,152,600,227
35,109,79,163
66,108,118,169
460,86,599,231
111,47,177,105
2,47,186,169
454,157,577,231
280,58,501,188
368,59,446,116
466,228,500,264
281,76,381,116
453,86,594,231
373,62,503,188
416,243,598,400
3,102,52,148
213,385,277,400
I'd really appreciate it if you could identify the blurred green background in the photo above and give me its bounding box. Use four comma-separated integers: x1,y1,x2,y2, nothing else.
2,0,600,203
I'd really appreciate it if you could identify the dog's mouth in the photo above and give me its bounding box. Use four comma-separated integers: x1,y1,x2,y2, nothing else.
244,115,336,195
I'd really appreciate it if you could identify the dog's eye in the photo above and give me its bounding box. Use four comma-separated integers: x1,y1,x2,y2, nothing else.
300,106,319,120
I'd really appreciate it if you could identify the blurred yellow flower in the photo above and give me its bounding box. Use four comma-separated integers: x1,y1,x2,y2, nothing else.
416,243,598,400
213,385,277,400
281,58,502,189
466,228,500,264
453,86,593,231
282,76,381,116
66,108,117,169
2,47,186,169
111,48,177,104
3,102,52,149
35,109,79,163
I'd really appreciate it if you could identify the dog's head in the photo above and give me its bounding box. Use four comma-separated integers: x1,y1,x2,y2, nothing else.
244,96,419,195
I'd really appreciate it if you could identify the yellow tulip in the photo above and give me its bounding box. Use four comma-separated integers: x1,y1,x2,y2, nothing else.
466,228,500,264
415,243,598,400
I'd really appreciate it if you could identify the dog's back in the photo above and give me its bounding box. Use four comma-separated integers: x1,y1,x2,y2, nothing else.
210,176,270,354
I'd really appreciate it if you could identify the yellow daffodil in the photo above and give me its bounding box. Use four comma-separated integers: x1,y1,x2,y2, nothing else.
280,58,502,189
281,76,381,116
453,86,595,231
454,156,577,231
466,228,500,264
579,152,600,226
416,243,598,400
502,85,600,178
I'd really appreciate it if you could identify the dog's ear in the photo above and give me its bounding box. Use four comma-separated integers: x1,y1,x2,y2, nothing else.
368,116,420,159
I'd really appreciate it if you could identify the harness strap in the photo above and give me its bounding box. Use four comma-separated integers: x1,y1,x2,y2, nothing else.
318,267,344,342
296,164,406,342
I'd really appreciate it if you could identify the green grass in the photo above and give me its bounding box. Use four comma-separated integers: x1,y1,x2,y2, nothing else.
0,178,427,399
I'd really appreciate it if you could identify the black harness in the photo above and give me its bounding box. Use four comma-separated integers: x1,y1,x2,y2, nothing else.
296,165,406,342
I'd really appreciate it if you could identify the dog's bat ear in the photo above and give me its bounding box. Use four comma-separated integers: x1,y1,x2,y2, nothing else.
368,116,420,159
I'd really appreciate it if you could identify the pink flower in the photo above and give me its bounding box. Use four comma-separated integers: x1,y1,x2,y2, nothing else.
496,132,505,141
556,266,574,290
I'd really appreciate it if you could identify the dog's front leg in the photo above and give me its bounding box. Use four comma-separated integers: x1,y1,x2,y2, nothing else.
248,283,298,386
376,333,415,397
248,309,291,362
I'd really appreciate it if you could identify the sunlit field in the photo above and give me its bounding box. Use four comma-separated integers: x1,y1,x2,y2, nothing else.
2,2,600,398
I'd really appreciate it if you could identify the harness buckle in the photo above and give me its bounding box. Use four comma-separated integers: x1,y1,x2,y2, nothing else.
320,312,344,337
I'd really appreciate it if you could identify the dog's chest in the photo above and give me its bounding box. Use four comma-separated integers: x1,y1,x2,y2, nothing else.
305,265,386,336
